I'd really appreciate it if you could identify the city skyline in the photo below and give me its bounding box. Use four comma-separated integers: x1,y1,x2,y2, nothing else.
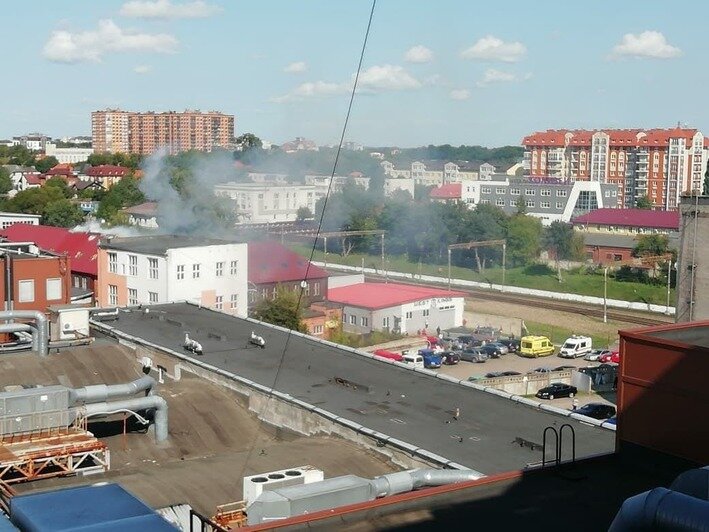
1,0,707,147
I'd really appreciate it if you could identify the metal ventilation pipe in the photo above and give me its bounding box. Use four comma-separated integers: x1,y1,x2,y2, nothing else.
0,311,48,356
370,468,485,498
0,323,37,352
609,487,709,531
82,395,169,442
69,375,156,405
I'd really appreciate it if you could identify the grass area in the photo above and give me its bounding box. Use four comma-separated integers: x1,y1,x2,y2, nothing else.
328,329,405,348
523,320,616,349
290,244,674,306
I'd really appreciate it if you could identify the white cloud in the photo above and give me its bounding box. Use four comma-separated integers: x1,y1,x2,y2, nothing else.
476,68,528,87
119,0,222,19
133,64,152,74
610,31,681,59
449,89,470,101
43,19,178,63
284,61,307,73
404,45,434,63
271,64,421,103
461,35,527,62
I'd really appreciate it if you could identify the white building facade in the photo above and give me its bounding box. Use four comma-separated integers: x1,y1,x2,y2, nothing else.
0,212,41,229
214,182,319,223
44,143,94,164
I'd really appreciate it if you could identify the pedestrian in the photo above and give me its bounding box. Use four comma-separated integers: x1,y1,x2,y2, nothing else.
436,326,441,336
572,398,579,411
454,407,460,420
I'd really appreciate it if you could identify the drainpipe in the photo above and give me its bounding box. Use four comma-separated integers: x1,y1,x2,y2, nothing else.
0,323,37,352
0,310,48,356
82,395,168,442
69,375,156,404
3,253,11,312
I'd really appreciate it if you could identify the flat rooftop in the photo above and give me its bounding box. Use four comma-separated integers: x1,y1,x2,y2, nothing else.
101,235,237,255
2,343,397,514
105,303,615,474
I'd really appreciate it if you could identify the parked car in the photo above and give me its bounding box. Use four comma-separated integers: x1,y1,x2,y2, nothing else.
419,349,443,369
606,416,617,426
479,343,505,358
599,351,620,364
553,365,577,372
459,349,488,363
536,383,577,400
585,349,611,362
473,326,500,342
373,349,404,362
575,403,617,420
519,335,555,358
441,352,460,365
485,370,521,378
558,335,593,359
497,338,520,353
530,366,552,373
487,342,509,355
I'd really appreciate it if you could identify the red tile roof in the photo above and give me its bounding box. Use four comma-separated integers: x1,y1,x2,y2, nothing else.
571,208,679,230
85,165,130,177
328,282,466,310
248,241,329,284
0,224,99,276
430,183,462,199
524,128,699,148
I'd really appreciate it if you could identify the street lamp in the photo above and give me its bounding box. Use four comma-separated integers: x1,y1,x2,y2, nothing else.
603,266,608,324
665,261,676,316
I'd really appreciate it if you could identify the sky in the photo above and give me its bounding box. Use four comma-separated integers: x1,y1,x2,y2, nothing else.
0,0,706,147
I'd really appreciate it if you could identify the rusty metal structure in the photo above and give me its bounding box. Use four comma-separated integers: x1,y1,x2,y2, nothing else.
213,501,248,529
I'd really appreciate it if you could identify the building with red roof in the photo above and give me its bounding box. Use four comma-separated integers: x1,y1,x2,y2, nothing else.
0,224,99,301
430,183,462,202
572,208,680,233
248,241,329,309
84,165,131,188
328,282,465,334
522,127,708,210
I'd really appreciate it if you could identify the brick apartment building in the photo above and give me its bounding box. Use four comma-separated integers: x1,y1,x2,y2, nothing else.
522,128,709,210
92,109,235,155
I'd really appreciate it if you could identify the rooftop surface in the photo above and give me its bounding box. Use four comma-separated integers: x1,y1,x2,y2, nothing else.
572,208,680,230
4,344,397,514
328,282,467,310
430,183,462,199
106,303,615,474
248,240,328,284
100,234,236,255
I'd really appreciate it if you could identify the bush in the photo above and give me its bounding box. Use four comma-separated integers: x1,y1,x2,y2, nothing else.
523,263,555,276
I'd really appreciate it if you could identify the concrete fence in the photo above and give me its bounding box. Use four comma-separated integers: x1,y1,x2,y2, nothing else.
314,262,675,315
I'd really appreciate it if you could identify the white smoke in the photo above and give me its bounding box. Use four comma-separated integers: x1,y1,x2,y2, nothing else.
71,219,143,237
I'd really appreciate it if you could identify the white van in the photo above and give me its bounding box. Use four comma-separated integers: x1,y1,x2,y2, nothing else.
558,335,592,359
402,353,424,369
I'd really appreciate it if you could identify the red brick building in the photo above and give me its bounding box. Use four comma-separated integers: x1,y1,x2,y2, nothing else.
84,165,131,188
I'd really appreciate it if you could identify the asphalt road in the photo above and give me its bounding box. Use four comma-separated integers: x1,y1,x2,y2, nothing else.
107,303,615,475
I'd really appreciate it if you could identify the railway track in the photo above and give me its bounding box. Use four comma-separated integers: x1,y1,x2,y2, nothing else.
363,273,671,327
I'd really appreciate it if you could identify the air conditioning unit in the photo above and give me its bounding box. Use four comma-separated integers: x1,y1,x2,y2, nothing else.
243,465,324,506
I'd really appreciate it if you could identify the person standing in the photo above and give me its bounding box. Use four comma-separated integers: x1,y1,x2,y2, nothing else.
572,398,579,411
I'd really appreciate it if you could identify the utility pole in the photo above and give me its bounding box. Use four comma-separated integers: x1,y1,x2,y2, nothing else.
502,242,507,288
447,248,452,291
603,266,608,324
323,237,328,269
665,260,673,315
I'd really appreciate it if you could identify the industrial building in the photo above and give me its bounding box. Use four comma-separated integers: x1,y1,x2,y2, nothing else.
676,195,709,322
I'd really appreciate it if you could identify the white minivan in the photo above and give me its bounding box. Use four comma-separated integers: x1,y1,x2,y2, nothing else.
402,352,424,368
558,335,592,358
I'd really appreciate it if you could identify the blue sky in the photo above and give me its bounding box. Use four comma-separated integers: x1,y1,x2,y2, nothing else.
0,0,705,147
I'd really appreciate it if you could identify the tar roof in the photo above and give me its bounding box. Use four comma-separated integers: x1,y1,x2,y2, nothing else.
106,303,615,474
328,282,466,310
248,241,328,284
100,234,235,255
572,208,680,230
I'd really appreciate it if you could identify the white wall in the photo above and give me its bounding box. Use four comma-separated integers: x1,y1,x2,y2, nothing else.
215,182,318,223
384,178,415,197
45,143,94,164
0,212,41,229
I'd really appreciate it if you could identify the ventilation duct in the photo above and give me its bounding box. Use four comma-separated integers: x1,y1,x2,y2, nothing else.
82,395,169,442
0,323,37,351
608,487,709,531
69,375,156,404
0,311,48,356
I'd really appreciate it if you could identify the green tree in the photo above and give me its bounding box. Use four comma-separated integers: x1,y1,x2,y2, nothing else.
0,167,12,194
6,186,65,215
506,214,543,266
252,287,308,333
235,133,263,151
543,222,585,282
515,194,528,215
633,234,669,258
44,176,73,198
635,195,654,209
34,156,59,173
296,206,313,221
96,176,145,222
41,200,84,227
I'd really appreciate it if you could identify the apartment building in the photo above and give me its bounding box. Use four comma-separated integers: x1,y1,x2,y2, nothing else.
380,160,479,186
97,235,248,317
522,128,709,210
92,109,235,155
214,182,319,223
44,143,94,164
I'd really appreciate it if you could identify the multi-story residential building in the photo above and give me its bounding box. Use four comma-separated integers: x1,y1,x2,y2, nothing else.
214,182,319,223
44,142,94,164
383,177,415,197
522,128,709,210
304,173,371,191
97,235,248,316
83,165,131,188
92,109,235,155
430,178,618,226
381,160,479,186
12,133,50,151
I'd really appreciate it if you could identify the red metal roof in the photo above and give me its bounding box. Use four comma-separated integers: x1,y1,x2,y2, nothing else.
524,128,699,148
0,224,99,276
85,165,130,177
571,208,679,230
430,183,462,199
248,241,329,284
328,282,466,310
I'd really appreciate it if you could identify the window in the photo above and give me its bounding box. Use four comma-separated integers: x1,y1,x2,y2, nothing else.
423,309,430,317
108,252,117,273
214,295,223,310
127,288,137,306
129,255,137,276
496,198,505,207
605,191,610,197
216,262,224,277
382,316,390,328
177,264,185,280
18,280,35,303
510,188,520,195
230,294,238,309
360,316,368,327
350,314,356,325
230,260,238,275
481,187,491,194
405,311,413,319
510,200,517,207
193,264,200,279
46,278,62,300
108,284,117,305
313,325,323,334
525,188,536,196
149,291,158,304
541,189,551,196
304,283,310,296
541,201,550,209
495,187,506,194
148,258,158,279
342,313,347,323
313,282,320,296
526,200,535,208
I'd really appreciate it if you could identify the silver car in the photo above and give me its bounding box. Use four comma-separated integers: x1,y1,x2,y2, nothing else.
585,349,610,362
